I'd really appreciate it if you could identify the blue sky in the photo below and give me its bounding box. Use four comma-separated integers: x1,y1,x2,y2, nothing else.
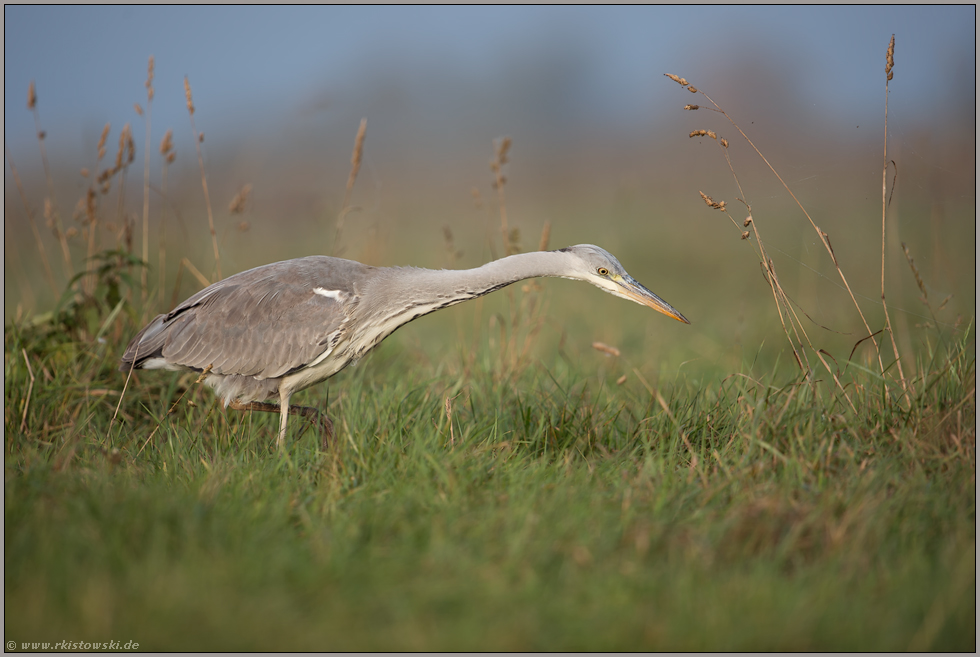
5,5,975,162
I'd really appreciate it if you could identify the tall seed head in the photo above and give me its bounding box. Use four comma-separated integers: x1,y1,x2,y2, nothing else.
184,77,195,115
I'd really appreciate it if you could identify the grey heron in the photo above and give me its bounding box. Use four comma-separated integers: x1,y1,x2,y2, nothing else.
120,244,689,447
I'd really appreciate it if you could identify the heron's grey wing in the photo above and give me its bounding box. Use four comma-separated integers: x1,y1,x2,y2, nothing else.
125,256,369,379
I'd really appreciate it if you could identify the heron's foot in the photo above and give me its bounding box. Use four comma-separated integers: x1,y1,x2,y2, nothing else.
291,404,334,451
228,401,334,449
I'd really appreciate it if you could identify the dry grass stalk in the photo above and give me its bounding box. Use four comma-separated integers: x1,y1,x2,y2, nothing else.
900,242,927,300
900,241,948,328
445,396,455,448
111,124,136,254
131,365,213,455
140,56,155,303
168,256,212,312
667,72,891,393
490,137,513,256
28,81,73,278
538,221,551,252
158,129,175,309
179,257,211,289
878,35,909,405
442,226,463,268
5,146,58,295
19,349,36,433
692,119,856,409
335,118,367,255
184,76,220,280
80,123,113,293
470,186,499,260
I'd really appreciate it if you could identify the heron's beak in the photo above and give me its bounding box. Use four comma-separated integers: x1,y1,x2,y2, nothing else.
616,274,690,324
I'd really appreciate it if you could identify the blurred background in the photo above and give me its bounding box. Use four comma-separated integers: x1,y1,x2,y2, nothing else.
4,5,975,381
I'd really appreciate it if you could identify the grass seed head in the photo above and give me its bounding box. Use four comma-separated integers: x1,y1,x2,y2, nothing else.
684,104,700,110
688,86,698,93
741,231,750,240
350,118,367,177
228,184,252,214
184,77,195,115
592,342,621,358
665,73,689,86
495,136,512,166
721,138,729,148
159,129,173,157
97,124,110,160
886,35,895,81
114,129,125,170
146,55,155,101
699,191,727,210
901,242,927,299
743,216,753,227
134,103,143,116
126,125,136,164
28,80,37,109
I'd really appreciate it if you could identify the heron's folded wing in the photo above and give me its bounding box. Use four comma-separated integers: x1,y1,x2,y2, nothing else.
153,258,361,379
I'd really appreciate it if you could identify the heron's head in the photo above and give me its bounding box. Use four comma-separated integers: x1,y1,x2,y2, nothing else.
558,244,689,324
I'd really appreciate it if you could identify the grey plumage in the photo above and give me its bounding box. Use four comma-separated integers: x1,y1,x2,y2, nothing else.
121,245,688,446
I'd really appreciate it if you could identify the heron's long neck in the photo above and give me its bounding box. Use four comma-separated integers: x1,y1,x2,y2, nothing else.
355,250,572,337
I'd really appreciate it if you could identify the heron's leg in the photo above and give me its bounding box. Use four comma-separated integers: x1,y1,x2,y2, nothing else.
277,390,291,448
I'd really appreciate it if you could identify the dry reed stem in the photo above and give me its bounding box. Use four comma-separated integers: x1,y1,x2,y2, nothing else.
879,35,910,407
184,76,220,280
335,118,367,256
667,73,888,384
28,81,74,278
140,56,154,303
5,146,58,295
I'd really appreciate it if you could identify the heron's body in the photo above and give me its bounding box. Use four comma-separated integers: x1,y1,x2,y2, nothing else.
121,245,688,446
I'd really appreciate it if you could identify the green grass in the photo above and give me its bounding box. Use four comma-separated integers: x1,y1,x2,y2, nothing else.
4,300,975,650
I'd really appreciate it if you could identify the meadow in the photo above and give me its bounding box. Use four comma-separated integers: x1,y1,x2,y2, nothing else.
4,55,975,650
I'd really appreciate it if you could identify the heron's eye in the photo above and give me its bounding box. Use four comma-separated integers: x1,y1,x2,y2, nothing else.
597,267,609,276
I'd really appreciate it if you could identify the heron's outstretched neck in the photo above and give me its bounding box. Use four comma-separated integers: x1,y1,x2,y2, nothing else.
355,250,574,337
